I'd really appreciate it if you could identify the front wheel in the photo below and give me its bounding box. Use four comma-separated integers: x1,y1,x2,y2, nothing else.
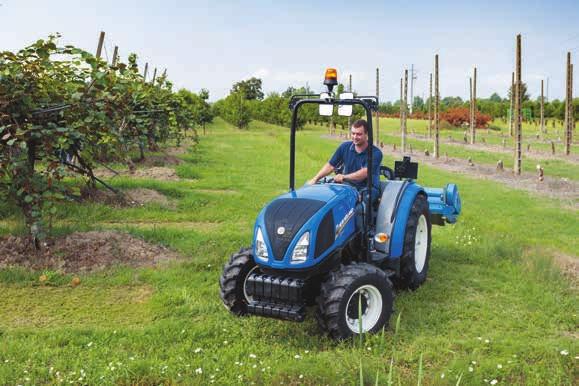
396,194,432,290
219,247,257,315
316,263,394,340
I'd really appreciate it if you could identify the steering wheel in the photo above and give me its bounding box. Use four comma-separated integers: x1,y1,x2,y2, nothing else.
380,166,395,180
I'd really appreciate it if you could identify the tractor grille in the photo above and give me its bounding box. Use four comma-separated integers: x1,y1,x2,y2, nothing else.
314,210,334,258
264,198,325,261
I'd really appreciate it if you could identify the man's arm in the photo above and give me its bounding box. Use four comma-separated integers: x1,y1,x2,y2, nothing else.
308,163,335,185
335,168,367,183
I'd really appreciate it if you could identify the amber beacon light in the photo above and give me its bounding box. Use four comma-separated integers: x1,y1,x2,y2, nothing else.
323,68,338,92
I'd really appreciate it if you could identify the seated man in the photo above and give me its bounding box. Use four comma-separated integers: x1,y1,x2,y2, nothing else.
308,119,382,198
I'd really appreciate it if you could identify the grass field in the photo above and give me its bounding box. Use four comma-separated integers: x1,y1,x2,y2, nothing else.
365,118,579,181
0,118,576,385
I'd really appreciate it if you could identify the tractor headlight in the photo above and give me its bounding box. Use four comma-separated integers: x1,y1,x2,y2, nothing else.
255,228,268,261
290,232,309,264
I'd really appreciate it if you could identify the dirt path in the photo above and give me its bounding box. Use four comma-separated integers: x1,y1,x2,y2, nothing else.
406,132,579,164
326,135,578,207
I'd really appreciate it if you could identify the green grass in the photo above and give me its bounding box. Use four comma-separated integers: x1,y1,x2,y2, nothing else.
0,118,576,385
359,118,579,181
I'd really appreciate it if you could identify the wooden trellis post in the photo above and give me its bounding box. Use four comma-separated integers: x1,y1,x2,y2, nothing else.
428,73,432,138
376,68,380,144
112,46,118,66
402,69,408,152
509,72,514,137
399,77,403,133
95,31,105,59
470,67,477,144
540,79,545,134
514,34,522,175
469,77,473,143
434,55,440,159
564,54,574,155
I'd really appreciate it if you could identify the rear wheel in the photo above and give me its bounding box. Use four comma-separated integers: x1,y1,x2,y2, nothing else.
219,248,257,315
396,194,432,290
316,263,394,340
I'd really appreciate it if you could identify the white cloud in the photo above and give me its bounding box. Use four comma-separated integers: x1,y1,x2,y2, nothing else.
251,68,270,79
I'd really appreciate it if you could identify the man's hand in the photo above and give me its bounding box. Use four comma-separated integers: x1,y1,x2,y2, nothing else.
334,174,345,183
307,178,319,185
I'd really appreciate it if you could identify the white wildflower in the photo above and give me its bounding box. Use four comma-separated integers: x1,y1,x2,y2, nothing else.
294,354,301,359
249,353,257,359
299,374,304,379
468,366,474,372
490,380,498,385
194,347,202,353
560,349,569,356
87,342,93,347
195,368,203,374
441,373,445,379
497,364,502,369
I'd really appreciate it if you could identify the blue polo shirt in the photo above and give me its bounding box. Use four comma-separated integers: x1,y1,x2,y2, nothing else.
328,141,383,191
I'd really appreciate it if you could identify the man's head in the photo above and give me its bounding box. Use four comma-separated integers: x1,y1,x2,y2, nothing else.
351,119,369,147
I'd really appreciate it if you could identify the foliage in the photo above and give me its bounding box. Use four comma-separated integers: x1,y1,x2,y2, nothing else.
0,34,201,245
440,107,492,128
231,77,264,100
214,91,252,129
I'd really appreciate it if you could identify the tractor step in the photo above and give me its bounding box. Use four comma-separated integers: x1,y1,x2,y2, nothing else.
245,272,307,322
247,301,305,322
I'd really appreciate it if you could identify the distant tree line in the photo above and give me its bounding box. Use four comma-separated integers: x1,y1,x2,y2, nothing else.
214,78,578,129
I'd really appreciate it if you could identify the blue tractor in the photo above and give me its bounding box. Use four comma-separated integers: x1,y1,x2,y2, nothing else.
220,69,461,340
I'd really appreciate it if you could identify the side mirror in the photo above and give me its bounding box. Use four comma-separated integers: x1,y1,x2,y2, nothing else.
338,93,353,116
319,93,333,116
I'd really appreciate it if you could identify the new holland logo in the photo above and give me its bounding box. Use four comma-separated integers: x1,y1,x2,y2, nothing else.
335,208,354,237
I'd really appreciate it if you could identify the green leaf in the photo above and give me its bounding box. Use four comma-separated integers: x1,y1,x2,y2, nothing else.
24,195,34,203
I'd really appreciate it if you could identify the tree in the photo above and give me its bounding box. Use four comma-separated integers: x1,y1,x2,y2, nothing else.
231,77,264,100
489,92,502,102
412,96,425,112
218,91,252,129
508,82,530,102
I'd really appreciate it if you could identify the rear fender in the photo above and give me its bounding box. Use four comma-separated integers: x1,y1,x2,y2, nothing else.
388,184,425,259
375,181,424,259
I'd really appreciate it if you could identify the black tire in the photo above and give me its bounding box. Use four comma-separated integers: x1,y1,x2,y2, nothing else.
219,247,257,316
316,263,394,340
396,194,432,290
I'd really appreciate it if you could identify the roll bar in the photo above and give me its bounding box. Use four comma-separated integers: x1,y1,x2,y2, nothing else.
288,94,378,247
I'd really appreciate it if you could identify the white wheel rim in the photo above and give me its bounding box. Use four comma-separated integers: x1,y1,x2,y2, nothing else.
345,285,383,333
243,266,259,302
414,215,428,273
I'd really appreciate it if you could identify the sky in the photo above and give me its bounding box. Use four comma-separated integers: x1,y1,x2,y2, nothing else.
1,0,578,102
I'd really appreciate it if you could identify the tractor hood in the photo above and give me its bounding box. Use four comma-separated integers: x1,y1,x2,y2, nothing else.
253,184,358,269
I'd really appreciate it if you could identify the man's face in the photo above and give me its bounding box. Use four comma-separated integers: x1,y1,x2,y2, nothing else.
350,125,367,146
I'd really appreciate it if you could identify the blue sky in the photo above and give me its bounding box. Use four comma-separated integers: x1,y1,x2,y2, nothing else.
1,0,578,101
